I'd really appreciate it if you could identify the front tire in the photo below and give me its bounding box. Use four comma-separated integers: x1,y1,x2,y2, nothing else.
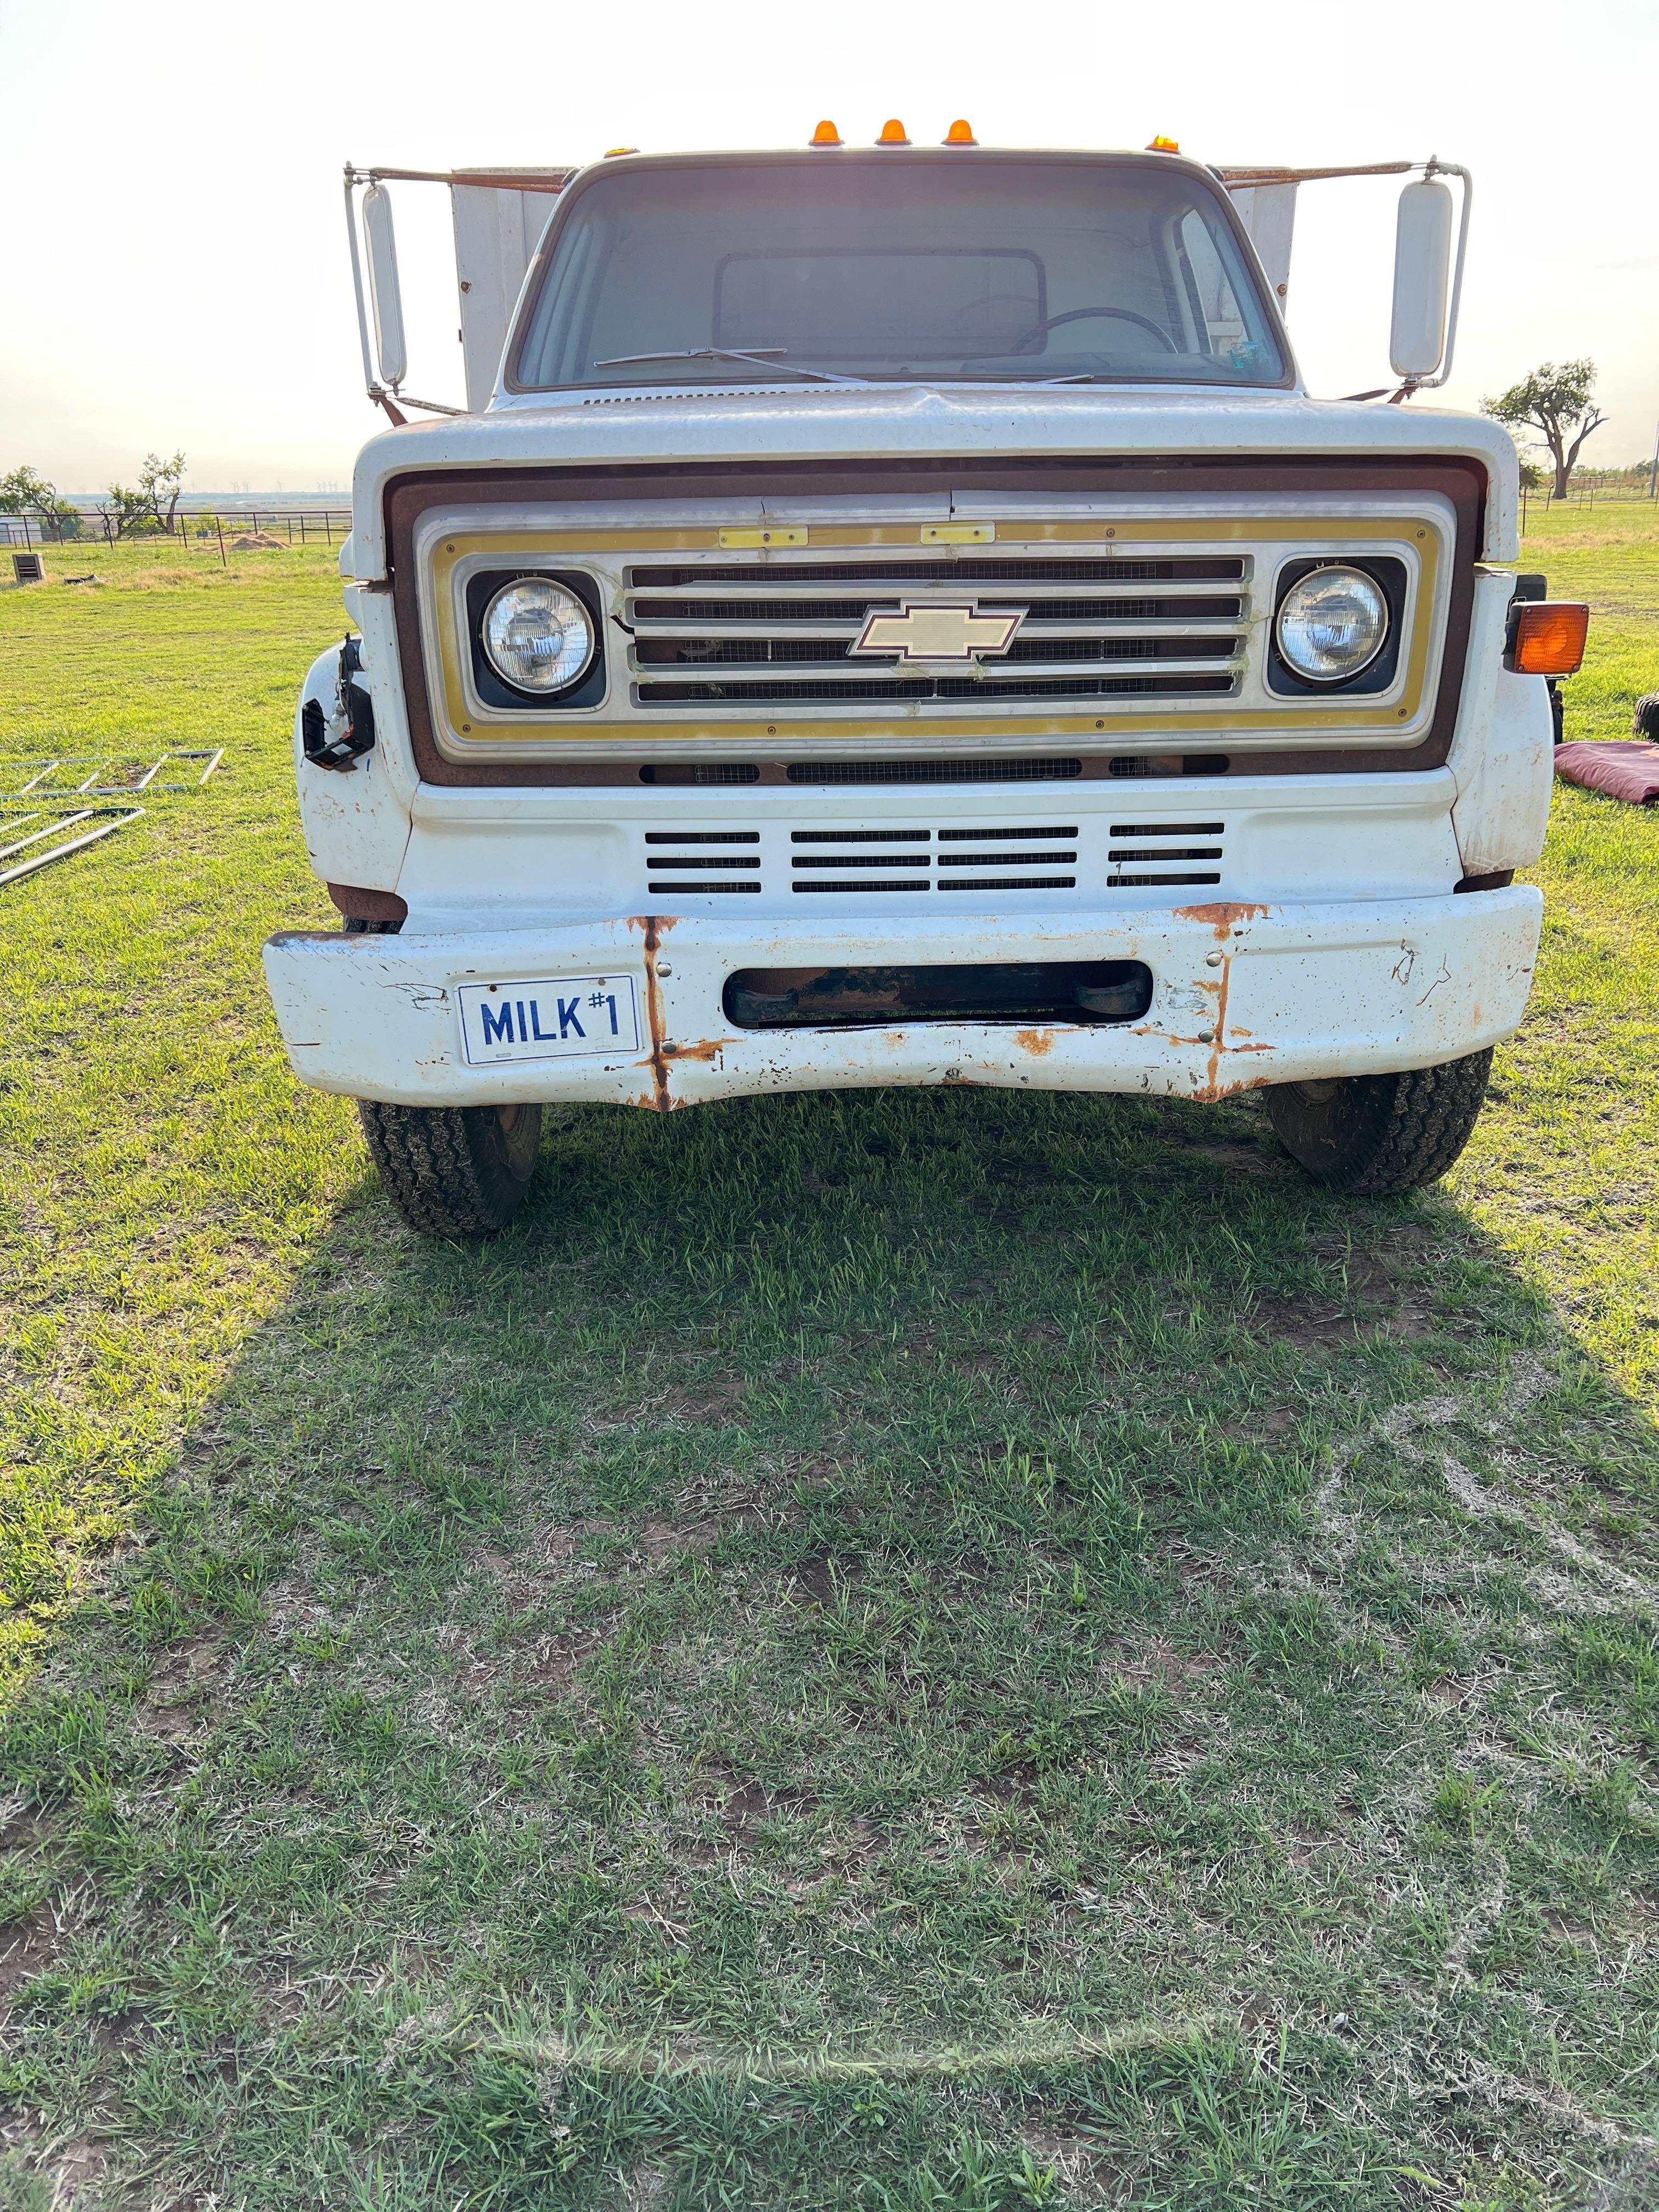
1265,1049,1493,1195
358,1100,543,1237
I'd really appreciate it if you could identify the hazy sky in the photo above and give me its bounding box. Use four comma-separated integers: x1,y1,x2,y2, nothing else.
3,0,1655,492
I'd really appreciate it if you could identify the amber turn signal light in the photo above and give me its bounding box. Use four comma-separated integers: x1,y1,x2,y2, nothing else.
1507,600,1589,677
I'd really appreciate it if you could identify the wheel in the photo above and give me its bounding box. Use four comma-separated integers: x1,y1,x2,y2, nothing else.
1265,1050,1493,1195
358,1100,544,1237
1633,693,1659,740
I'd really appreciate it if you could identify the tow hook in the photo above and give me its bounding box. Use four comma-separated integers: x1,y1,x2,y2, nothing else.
301,634,377,771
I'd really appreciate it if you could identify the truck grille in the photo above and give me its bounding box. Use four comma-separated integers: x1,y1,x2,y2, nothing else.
625,554,1248,710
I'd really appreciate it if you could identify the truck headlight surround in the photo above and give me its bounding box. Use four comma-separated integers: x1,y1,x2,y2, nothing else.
1274,564,1390,685
480,577,596,695
1265,548,1407,695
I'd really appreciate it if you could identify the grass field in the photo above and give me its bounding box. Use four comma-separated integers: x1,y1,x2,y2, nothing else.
1,506,1657,2210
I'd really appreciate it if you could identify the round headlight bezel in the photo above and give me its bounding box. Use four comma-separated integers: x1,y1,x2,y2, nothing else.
1273,563,1392,687
479,575,597,698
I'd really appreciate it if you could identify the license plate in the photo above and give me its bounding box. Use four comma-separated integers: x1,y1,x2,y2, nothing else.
456,974,642,1066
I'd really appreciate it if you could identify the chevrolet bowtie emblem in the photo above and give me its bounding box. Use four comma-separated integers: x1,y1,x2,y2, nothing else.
849,599,1024,662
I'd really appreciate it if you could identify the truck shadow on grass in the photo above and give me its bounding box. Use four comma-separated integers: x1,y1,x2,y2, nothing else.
5,1084,1659,2210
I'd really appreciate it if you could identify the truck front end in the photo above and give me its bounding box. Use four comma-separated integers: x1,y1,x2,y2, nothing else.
265,142,1578,1234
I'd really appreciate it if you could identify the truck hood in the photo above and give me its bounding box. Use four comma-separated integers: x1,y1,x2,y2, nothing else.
346,383,1520,578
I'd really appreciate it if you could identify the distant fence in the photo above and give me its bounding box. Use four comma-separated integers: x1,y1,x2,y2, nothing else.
1521,481,1656,533
0,509,353,551
6,487,1654,552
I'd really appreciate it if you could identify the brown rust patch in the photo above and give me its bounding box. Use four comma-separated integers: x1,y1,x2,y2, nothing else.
1194,1072,1276,1103
1175,901,1271,941
1203,951,1234,1097
663,1038,729,1065
1014,1028,1055,1057
631,915,676,1113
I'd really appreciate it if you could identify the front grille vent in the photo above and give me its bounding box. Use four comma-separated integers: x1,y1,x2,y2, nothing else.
636,815,1228,900
624,554,1249,712
785,757,1082,786
644,829,761,895
638,763,761,786
791,825,1077,895
1106,821,1225,890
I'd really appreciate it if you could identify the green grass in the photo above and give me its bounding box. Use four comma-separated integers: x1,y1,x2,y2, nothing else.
2,515,1658,2209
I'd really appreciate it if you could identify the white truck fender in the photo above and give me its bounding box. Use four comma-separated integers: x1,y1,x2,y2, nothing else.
292,643,413,898
1448,569,1554,877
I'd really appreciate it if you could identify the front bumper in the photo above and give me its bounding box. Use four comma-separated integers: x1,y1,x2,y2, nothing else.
262,888,1542,1111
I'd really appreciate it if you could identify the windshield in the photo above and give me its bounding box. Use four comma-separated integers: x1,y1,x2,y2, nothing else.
512,156,1286,390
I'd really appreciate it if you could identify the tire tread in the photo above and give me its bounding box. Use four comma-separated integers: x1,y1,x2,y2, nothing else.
1267,1049,1493,1196
1340,1051,1493,1195
358,1100,538,1237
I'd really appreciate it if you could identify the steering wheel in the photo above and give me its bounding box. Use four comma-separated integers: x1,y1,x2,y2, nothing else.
945,292,1051,342
1008,306,1177,356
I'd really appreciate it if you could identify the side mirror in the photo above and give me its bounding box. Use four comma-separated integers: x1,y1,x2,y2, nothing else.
1390,178,1454,380
361,183,408,389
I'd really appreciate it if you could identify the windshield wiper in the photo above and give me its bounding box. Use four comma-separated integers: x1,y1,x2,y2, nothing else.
592,346,865,386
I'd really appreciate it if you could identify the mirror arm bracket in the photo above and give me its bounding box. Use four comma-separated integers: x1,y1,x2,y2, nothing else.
342,166,383,408
1413,157,1472,392
342,165,468,421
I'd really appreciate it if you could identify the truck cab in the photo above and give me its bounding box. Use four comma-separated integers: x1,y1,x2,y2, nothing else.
263,131,1582,1235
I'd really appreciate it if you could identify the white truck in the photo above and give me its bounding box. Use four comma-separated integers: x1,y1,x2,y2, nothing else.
262,127,1588,1235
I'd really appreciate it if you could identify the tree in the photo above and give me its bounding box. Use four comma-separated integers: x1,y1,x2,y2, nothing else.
135,450,187,534
0,465,80,540
94,454,188,539
1483,361,1607,500
94,485,157,540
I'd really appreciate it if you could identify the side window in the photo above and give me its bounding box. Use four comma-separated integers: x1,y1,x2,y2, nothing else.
1178,210,1248,360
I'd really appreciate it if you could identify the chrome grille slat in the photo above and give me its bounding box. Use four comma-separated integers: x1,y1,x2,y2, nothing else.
629,585,1247,610
630,612,1243,639
635,674,1235,704
631,652,1242,683
626,557,1246,587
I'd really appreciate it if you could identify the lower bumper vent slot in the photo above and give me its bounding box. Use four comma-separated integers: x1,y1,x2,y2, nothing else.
791,825,1077,894
1106,819,1227,892
645,828,763,896
724,959,1154,1030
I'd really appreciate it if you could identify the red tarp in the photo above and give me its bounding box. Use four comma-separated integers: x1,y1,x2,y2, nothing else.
1554,741,1659,806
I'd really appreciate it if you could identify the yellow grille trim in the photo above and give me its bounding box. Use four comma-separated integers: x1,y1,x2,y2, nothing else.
426,518,1441,747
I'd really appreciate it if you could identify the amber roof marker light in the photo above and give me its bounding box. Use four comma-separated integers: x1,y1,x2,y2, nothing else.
943,119,978,146
876,119,911,146
1506,599,1590,678
1147,135,1181,153
810,120,843,148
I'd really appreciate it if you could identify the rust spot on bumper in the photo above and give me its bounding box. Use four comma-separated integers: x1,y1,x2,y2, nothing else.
1014,1027,1055,1056
639,916,674,1113
1194,1071,1276,1103
1175,901,1271,940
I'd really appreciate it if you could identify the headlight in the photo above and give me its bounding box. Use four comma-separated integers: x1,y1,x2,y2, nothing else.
481,578,595,693
1275,566,1389,684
